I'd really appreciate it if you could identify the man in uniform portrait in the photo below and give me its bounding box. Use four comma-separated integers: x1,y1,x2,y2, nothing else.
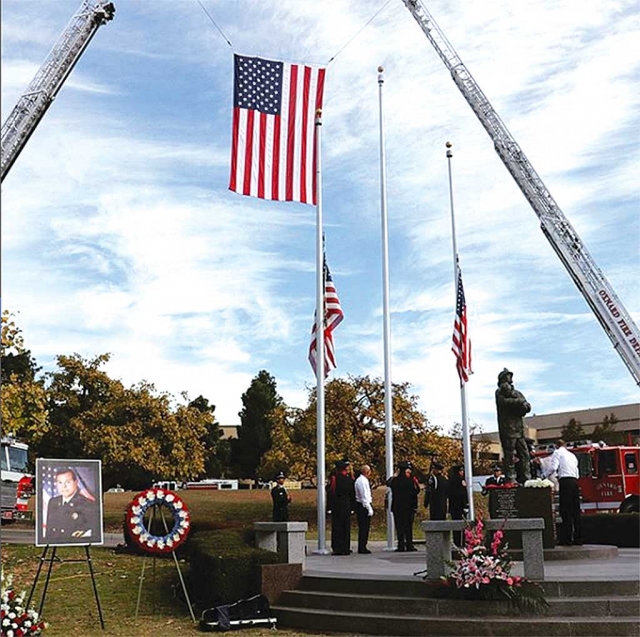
45,467,99,543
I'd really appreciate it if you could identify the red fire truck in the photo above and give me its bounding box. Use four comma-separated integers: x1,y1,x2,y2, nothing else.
1,437,34,521
534,442,639,514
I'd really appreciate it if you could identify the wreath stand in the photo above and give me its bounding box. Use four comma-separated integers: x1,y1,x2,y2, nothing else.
27,544,105,630
133,499,196,623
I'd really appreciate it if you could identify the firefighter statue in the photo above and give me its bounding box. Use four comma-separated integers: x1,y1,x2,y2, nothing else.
495,368,532,484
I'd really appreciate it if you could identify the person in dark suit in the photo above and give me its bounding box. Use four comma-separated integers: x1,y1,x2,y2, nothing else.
448,464,469,547
389,461,420,552
327,460,355,555
45,468,98,543
424,461,448,520
482,464,507,495
271,471,291,522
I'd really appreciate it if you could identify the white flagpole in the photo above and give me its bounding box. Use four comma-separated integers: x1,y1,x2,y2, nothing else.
446,141,475,521
378,66,395,549
314,109,330,554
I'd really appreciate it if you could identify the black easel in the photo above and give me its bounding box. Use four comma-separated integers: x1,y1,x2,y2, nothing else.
134,502,195,623
27,544,105,630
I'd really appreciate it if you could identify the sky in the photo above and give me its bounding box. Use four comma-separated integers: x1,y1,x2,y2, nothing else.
1,0,638,435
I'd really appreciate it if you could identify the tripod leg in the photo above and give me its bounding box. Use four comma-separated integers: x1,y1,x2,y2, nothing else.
38,546,57,617
27,546,49,609
85,545,105,630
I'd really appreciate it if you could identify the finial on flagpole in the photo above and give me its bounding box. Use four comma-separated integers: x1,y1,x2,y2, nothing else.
315,108,322,126
446,141,453,158
378,65,384,85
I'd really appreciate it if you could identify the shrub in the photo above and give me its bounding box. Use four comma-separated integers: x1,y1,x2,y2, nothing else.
186,529,285,608
572,513,639,547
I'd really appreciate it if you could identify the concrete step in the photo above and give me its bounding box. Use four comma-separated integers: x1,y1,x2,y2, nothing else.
279,589,640,618
297,574,640,599
273,606,640,636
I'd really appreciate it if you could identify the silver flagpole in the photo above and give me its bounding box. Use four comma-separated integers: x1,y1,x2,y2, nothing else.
446,142,475,521
314,109,330,553
378,66,395,549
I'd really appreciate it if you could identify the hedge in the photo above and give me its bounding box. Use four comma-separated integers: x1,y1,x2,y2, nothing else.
186,528,285,608
561,513,639,547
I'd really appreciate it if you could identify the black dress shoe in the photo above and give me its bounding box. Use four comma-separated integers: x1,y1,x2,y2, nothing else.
407,546,418,552
572,541,583,546
358,549,372,554
395,547,406,552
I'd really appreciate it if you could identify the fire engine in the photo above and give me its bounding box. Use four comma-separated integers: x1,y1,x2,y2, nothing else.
533,442,639,514
1,437,34,521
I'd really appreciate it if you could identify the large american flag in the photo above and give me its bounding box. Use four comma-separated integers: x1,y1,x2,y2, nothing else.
452,263,472,384
309,259,344,378
229,54,326,205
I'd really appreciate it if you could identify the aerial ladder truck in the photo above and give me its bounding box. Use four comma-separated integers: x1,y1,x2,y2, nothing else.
1,0,116,182
401,0,640,386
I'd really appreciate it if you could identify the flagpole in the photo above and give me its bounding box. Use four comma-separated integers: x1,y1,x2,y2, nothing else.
378,66,395,549
446,141,475,521
314,109,330,554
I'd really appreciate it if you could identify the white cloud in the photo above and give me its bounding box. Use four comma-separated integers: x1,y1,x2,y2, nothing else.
2,0,638,433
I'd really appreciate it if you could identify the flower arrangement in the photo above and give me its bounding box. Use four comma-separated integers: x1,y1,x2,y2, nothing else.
125,487,190,554
440,513,549,613
524,478,554,488
1,572,47,636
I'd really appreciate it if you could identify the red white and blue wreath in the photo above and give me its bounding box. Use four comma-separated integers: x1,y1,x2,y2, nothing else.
126,488,190,554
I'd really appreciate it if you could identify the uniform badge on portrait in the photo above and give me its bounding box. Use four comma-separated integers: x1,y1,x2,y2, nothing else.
35,458,104,547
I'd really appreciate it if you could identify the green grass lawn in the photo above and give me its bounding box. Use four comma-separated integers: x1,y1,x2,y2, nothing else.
1,543,341,637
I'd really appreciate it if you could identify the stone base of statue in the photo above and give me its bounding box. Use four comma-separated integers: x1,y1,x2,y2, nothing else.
488,485,555,549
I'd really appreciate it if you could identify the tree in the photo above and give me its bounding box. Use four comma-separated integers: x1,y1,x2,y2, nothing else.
188,395,229,477
38,354,213,489
591,413,626,446
1,310,48,442
260,375,460,486
561,418,585,443
231,370,283,479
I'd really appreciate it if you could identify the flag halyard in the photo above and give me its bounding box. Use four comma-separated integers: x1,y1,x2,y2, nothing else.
452,264,472,385
309,259,344,378
229,54,326,205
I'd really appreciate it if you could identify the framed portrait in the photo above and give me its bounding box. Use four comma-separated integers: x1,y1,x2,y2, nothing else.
35,459,104,547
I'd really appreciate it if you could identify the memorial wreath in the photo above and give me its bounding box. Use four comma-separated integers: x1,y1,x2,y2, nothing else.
126,488,190,554
439,512,549,612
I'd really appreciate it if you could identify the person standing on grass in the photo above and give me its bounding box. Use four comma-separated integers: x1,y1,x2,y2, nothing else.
354,464,374,554
327,459,355,555
271,471,291,522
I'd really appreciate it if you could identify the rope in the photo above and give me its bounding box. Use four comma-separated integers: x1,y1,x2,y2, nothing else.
195,0,233,49
327,0,392,65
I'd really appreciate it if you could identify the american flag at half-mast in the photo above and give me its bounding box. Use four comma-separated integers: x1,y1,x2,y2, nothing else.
452,263,472,384
229,54,326,205
309,258,344,378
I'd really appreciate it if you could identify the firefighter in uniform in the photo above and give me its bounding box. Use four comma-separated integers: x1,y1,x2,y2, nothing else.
327,459,355,555
389,461,420,551
271,471,291,522
45,468,97,542
424,461,448,520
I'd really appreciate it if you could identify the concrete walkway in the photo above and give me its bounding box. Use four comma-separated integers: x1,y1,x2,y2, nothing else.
303,540,640,581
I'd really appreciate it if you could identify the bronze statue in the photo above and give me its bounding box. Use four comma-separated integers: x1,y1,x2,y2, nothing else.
495,368,531,484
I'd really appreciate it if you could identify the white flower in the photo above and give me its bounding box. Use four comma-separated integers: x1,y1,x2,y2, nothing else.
156,490,165,500
131,505,141,515
146,491,156,501
137,496,147,506
165,494,175,503
174,501,183,510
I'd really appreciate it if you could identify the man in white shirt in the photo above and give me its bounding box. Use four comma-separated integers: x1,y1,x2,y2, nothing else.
354,465,374,554
544,439,582,546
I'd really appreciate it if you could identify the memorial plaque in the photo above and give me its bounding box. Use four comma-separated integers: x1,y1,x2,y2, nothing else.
488,486,555,549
